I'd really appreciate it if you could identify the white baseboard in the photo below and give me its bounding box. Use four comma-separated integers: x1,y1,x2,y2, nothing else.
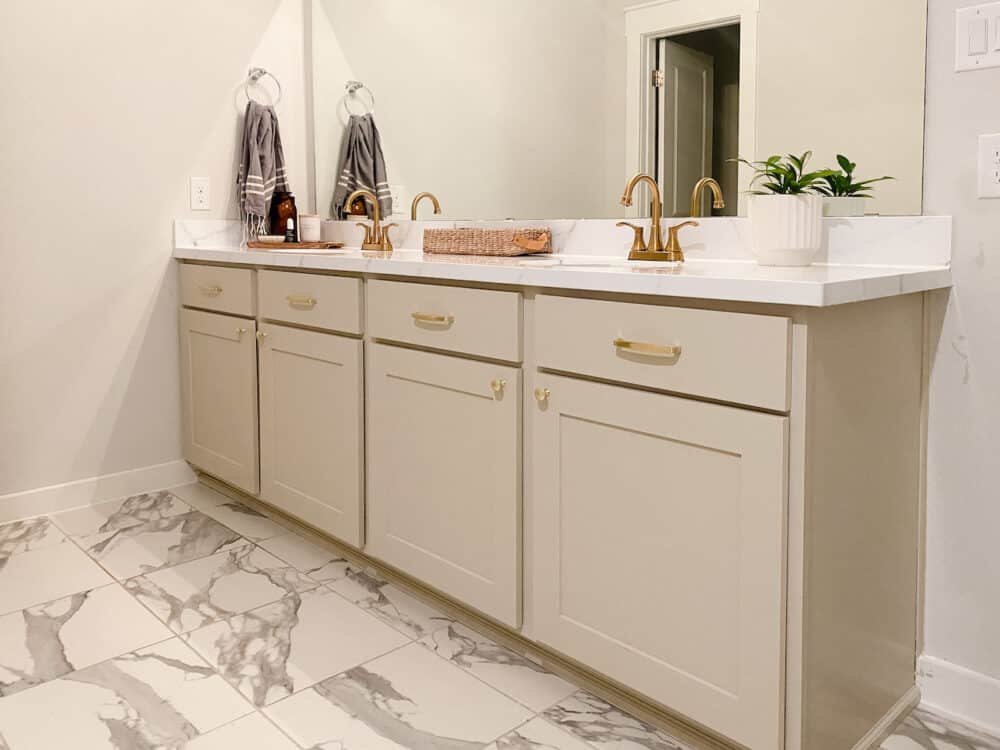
0,460,196,523
918,654,1000,737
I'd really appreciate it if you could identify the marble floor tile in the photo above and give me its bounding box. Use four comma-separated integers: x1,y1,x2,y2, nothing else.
124,544,318,634
266,641,533,749
173,484,288,542
327,563,454,640
259,531,352,582
883,708,1000,750
0,517,65,561
184,712,298,749
421,623,577,712
185,586,408,707
543,691,695,750
51,491,193,537
488,717,595,750
0,542,112,615
0,638,253,749
0,582,173,696
67,498,245,580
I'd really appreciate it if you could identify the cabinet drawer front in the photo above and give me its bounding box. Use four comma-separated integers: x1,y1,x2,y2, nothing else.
258,270,363,334
530,373,787,749
367,343,521,626
536,295,790,410
180,264,254,316
259,324,363,546
368,279,521,361
179,308,259,494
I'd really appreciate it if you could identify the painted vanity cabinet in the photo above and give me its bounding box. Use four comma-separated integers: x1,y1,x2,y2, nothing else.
177,260,926,750
365,280,523,626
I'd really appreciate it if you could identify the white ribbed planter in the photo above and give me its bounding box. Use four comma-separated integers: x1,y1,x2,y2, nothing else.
749,194,823,266
822,196,867,217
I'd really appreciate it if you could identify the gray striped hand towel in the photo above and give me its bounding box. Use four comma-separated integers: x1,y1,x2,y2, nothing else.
332,113,392,219
237,100,288,238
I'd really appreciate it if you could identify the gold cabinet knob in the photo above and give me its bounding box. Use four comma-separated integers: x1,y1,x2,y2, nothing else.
256,330,268,340
235,327,248,340
490,378,507,396
534,387,551,403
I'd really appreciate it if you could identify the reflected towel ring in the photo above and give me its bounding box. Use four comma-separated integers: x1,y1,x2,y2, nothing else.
245,67,282,106
344,80,375,116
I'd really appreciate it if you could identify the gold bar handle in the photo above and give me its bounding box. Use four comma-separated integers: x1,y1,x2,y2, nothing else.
613,338,681,357
199,284,223,296
287,295,317,308
411,312,454,325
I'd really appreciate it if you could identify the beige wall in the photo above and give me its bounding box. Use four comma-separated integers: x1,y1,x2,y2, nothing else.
0,0,311,498
922,0,1000,728
756,0,927,215
312,0,624,221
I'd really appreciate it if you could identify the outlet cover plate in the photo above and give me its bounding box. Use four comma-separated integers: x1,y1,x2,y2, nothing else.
979,134,1000,198
190,177,211,211
956,2,1000,71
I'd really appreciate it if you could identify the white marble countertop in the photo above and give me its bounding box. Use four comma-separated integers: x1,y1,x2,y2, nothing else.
173,245,951,307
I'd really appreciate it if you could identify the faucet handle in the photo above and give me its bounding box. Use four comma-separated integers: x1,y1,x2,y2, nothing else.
665,221,699,262
355,222,373,245
380,223,398,252
616,221,647,254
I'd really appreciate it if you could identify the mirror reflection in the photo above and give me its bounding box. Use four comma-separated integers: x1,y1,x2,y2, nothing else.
312,1,926,220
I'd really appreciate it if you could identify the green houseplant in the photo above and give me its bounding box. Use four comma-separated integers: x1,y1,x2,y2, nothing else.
814,154,894,216
737,152,835,266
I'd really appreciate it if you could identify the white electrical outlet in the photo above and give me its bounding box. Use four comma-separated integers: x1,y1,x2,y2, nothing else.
978,134,1000,199
190,177,211,210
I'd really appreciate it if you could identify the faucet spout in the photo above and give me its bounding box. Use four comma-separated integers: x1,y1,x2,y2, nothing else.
689,177,725,218
345,189,383,250
411,192,442,220
620,174,665,254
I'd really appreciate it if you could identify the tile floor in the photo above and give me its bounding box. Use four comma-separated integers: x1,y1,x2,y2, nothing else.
0,483,996,749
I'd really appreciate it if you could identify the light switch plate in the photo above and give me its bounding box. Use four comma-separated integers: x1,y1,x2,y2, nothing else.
190,177,211,211
956,2,1000,71
978,134,1000,199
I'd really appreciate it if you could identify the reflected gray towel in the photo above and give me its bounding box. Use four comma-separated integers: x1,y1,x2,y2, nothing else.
332,114,392,219
237,100,288,237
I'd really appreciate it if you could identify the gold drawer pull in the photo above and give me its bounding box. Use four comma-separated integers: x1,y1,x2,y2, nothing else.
256,331,268,340
287,295,317,308
236,327,248,340
534,387,551,403
613,338,681,357
490,378,507,396
199,284,223,296
411,312,454,325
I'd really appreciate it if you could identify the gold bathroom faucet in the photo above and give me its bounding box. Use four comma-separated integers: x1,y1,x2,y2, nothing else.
346,189,391,251
689,177,725,218
410,191,442,220
619,173,666,260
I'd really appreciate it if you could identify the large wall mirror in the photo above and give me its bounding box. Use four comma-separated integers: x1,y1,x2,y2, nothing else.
311,0,927,221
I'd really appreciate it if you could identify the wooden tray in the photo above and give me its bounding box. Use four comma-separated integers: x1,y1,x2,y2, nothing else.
247,241,345,250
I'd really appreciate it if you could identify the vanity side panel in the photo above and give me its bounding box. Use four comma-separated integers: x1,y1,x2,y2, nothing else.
801,294,922,750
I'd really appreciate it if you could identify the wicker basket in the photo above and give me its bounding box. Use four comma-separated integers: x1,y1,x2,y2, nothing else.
423,227,552,256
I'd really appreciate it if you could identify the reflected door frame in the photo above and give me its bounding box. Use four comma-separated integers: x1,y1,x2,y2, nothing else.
624,0,758,218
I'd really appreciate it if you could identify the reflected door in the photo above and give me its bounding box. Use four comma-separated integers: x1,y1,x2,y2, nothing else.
656,38,714,216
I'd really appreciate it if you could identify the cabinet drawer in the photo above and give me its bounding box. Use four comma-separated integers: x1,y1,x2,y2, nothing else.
259,270,362,334
536,295,790,411
180,264,254,316
367,279,521,361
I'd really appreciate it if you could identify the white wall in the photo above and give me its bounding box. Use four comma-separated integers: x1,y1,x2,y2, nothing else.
0,0,310,501
921,0,1000,731
312,0,621,221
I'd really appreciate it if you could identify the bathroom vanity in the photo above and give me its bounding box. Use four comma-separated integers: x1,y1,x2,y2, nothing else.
173,225,950,750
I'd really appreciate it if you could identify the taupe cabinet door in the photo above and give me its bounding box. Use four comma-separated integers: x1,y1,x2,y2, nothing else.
258,323,363,546
179,308,259,495
531,373,788,750
367,344,521,626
